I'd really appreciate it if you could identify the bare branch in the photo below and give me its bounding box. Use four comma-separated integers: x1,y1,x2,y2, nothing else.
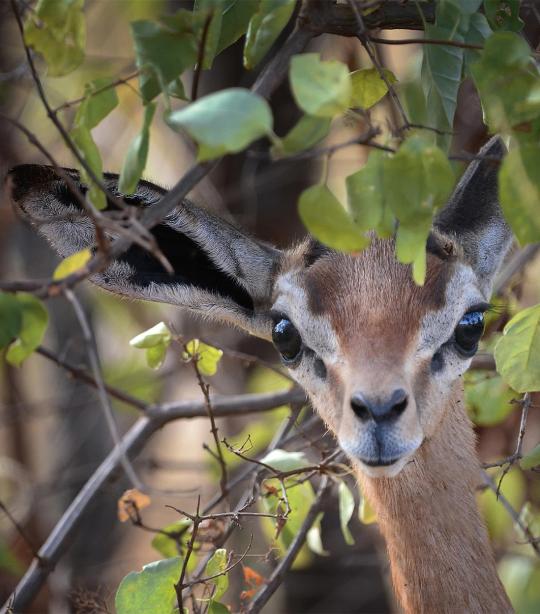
244,477,331,613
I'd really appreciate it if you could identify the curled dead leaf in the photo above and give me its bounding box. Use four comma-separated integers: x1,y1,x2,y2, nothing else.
117,488,151,522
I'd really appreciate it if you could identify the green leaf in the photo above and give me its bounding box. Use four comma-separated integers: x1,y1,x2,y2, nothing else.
208,602,229,614
465,373,515,426
463,13,492,72
290,53,352,118
0,293,23,350
274,115,331,156
258,449,310,472
71,78,119,210
6,294,48,367
217,0,258,55
243,0,296,70
383,136,454,284
421,24,464,143
306,513,328,556
346,149,393,234
520,444,540,470
298,184,368,252
205,548,228,600
146,343,168,370
167,88,272,161
499,144,540,244
53,248,92,280
184,339,223,376
194,0,224,69
74,79,119,131
131,15,198,103
494,304,540,393
119,103,156,195
338,482,355,546
24,0,85,77
130,322,172,349
471,32,540,134
152,519,192,558
359,495,377,525
115,557,182,614
484,0,523,32
260,478,315,550
349,68,396,109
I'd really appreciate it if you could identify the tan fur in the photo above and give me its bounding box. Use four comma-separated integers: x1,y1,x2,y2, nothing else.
278,240,512,613
356,383,511,613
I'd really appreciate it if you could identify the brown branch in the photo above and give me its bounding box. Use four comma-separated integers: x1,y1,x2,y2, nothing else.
368,34,483,50
191,13,212,101
35,346,148,412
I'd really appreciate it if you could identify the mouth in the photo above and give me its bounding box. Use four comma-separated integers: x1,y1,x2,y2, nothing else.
360,456,401,467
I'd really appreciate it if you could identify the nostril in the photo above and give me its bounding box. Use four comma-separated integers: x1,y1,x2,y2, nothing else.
390,397,408,419
350,396,371,422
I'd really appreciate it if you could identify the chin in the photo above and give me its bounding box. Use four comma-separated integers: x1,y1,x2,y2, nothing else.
340,436,422,479
357,455,411,478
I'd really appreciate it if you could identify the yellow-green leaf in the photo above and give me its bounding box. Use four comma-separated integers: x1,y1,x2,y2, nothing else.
6,294,48,367
115,557,182,614
53,248,92,280
119,103,156,195
359,495,377,525
243,0,295,70
338,482,355,546
166,88,273,161
274,115,331,157
349,68,396,109
495,304,540,392
184,339,223,376
290,54,351,118
0,293,23,349
24,0,86,77
298,184,368,252
205,548,228,600
520,444,540,470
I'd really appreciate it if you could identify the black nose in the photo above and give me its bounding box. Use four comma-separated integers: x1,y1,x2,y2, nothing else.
350,388,408,423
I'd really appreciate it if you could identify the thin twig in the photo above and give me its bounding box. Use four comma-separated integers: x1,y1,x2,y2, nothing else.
187,346,229,499
245,477,331,613
65,289,143,490
175,496,201,612
52,70,140,113
482,471,540,557
368,34,483,50
0,501,44,564
35,346,148,412
191,13,212,101
496,394,531,496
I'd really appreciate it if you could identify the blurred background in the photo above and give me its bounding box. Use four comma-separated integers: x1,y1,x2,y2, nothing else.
1,1,540,613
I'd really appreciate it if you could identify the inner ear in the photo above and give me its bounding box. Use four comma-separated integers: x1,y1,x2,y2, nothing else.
120,224,254,311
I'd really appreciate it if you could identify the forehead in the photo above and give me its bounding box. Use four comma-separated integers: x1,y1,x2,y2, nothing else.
275,239,469,354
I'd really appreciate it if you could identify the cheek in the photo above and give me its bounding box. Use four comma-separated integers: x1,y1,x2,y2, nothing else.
414,352,468,436
290,362,344,434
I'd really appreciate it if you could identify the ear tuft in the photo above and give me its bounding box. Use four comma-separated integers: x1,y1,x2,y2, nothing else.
434,137,513,294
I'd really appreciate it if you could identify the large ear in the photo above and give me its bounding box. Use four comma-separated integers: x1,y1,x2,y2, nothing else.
6,164,282,338
434,137,513,296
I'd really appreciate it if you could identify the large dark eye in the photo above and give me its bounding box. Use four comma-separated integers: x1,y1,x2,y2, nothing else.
272,317,302,362
454,311,484,356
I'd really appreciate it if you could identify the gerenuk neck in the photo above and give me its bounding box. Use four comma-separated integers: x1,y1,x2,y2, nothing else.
356,388,513,614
